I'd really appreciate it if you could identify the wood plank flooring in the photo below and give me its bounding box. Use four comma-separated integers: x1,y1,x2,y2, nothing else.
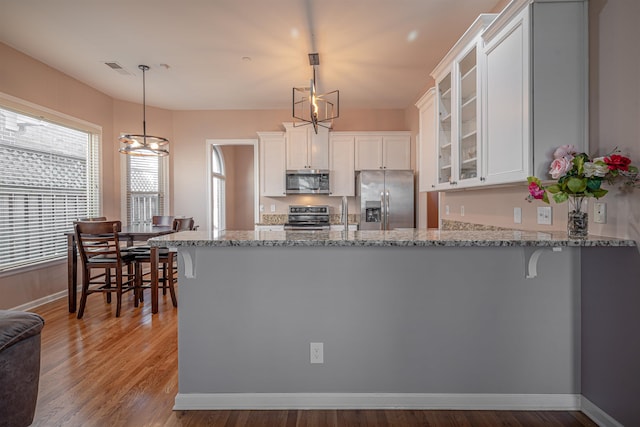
28,289,597,426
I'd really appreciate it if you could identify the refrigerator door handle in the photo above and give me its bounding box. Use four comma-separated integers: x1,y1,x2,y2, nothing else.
380,192,386,230
385,190,390,230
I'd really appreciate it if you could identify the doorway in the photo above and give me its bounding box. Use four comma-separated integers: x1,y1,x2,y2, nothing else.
206,139,259,231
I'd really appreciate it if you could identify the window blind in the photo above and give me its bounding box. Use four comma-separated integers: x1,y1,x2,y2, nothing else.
126,154,166,225
0,106,100,272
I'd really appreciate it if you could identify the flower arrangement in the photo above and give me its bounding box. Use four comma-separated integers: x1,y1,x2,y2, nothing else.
527,145,638,204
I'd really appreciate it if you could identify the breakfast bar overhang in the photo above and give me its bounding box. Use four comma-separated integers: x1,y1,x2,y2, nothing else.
149,229,638,415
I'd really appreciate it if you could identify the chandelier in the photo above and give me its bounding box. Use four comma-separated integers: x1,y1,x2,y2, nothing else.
119,65,169,156
292,53,339,134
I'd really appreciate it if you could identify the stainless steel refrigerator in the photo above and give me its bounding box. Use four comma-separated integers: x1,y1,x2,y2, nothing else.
356,170,414,230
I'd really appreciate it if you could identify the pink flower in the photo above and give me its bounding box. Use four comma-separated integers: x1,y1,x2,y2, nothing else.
553,145,577,159
549,157,573,179
528,182,545,200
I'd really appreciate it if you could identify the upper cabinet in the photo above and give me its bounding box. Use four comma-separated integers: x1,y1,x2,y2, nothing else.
430,14,497,190
417,0,587,192
416,88,436,192
283,123,329,170
354,132,411,170
329,133,356,197
482,0,588,185
258,132,286,197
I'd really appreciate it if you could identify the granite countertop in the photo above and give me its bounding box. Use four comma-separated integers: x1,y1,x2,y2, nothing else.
148,229,636,248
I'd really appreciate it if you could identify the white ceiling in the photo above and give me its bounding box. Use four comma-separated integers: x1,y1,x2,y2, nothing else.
0,0,503,111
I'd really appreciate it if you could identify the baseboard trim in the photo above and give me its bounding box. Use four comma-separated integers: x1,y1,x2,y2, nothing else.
580,396,623,427
10,289,68,312
173,393,581,411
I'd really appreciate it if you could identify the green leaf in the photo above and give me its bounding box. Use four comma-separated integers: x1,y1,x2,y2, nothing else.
586,178,602,191
567,177,587,193
546,184,561,194
592,188,608,198
553,192,569,203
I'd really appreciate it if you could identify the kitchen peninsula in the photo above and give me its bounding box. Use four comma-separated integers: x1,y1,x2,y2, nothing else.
149,230,638,418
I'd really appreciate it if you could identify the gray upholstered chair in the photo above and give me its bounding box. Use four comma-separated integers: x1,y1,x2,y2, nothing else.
0,310,45,427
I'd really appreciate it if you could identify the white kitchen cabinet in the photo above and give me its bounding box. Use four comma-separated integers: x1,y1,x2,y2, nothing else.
328,133,355,196
415,88,436,192
482,0,588,184
430,14,497,191
257,132,286,197
354,132,411,170
283,122,329,170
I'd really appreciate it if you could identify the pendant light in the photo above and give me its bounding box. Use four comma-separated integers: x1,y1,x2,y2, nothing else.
292,53,339,134
119,65,169,156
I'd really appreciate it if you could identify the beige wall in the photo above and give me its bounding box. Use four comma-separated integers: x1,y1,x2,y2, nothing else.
0,42,119,309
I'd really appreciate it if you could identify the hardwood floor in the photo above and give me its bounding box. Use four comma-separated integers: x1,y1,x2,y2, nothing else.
29,289,597,426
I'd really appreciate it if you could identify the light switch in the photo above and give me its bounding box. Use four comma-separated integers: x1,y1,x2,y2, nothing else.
594,202,606,224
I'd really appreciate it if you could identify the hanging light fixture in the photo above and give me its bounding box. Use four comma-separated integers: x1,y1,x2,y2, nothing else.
292,53,339,134
119,65,169,156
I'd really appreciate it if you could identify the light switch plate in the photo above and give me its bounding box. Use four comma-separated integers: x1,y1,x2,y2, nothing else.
594,202,606,223
537,206,552,225
514,207,522,224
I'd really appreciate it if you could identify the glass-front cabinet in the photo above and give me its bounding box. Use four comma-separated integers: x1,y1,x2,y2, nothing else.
431,14,496,190
457,46,479,182
436,73,452,185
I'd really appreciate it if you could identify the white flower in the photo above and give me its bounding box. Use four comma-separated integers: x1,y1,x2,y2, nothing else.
583,157,609,178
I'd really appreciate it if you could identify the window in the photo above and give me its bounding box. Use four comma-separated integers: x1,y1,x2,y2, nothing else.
211,146,225,231
124,153,168,225
0,105,100,272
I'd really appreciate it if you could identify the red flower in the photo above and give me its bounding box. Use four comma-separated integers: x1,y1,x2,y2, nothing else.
604,154,632,171
528,182,545,200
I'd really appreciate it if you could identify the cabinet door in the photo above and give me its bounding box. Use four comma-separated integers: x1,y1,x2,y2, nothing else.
285,127,309,170
329,135,355,196
456,45,481,185
355,135,383,170
382,135,411,170
483,8,530,185
416,89,436,191
435,72,453,187
259,133,286,197
309,126,329,169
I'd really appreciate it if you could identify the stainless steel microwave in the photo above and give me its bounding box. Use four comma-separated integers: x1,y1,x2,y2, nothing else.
285,170,330,194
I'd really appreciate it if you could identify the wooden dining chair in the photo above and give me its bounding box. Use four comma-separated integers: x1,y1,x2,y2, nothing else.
173,217,197,231
152,215,174,226
77,216,107,221
74,220,138,319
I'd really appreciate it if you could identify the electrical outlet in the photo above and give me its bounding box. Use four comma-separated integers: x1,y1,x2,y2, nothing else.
445,205,450,215
594,202,606,224
537,206,552,225
514,207,522,224
310,342,323,364
270,204,276,212
259,204,264,212
460,205,465,216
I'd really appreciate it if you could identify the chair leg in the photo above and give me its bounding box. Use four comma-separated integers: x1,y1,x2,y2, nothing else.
77,268,90,319
105,268,112,303
115,269,123,318
162,263,168,295
167,257,177,307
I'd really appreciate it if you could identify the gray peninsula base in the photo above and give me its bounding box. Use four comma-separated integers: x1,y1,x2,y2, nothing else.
174,245,581,409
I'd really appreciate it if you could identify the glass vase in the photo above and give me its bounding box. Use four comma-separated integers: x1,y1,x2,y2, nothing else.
567,195,589,239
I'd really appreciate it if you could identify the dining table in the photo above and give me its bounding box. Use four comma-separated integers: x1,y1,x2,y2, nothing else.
66,224,174,314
